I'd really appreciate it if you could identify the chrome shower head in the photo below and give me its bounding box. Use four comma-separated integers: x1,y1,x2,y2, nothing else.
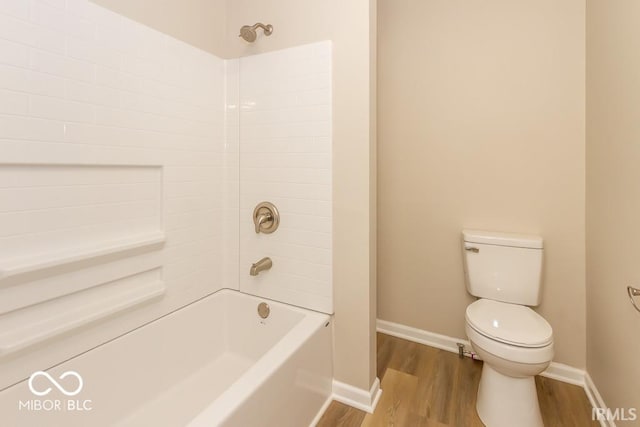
239,23,273,43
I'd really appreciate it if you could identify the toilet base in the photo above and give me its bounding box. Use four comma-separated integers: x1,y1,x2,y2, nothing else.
476,363,543,427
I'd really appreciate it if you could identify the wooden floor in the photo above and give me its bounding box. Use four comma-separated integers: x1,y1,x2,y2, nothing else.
317,333,597,427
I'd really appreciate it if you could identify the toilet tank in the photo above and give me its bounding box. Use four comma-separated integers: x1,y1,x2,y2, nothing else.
462,230,544,306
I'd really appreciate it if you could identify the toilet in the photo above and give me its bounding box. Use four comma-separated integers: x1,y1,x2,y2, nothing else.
462,230,553,427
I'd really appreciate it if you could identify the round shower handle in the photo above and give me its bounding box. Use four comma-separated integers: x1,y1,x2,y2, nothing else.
253,202,280,234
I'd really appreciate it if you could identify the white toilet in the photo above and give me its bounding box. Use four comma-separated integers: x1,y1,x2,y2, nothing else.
462,230,553,427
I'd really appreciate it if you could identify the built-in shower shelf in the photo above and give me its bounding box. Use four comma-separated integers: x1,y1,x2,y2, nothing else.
0,231,166,281
0,279,165,357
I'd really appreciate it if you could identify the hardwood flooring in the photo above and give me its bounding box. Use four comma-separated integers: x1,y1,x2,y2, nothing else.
317,333,597,427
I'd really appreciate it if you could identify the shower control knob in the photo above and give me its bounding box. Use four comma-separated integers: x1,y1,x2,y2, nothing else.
253,202,280,234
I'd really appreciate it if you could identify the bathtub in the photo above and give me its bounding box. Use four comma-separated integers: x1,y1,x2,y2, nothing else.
0,289,333,426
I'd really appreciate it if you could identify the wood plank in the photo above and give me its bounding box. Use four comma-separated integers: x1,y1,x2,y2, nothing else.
316,401,366,427
536,376,600,427
411,342,440,418
385,335,423,376
361,368,418,427
448,356,484,427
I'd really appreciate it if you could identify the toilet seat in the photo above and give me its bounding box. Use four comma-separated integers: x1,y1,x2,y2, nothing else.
465,299,553,348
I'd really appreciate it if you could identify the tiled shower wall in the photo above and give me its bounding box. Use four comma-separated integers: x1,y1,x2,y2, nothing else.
0,0,229,387
0,0,332,387
238,42,333,314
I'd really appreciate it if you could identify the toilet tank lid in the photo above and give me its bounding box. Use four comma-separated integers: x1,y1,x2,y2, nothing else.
462,229,543,249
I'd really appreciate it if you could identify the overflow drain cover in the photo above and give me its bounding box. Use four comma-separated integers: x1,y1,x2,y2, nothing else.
257,302,270,319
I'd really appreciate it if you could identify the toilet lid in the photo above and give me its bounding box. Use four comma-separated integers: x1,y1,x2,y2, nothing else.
466,299,553,348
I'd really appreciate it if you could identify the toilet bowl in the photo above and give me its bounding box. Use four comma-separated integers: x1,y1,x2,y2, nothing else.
461,230,553,427
465,299,553,427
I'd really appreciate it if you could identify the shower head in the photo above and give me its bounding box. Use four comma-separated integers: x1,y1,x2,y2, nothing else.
239,23,273,43
239,26,257,42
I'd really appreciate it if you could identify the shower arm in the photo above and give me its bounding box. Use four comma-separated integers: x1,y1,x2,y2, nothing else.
251,23,273,35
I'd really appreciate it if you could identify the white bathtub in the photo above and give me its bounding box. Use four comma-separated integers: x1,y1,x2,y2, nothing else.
0,289,333,426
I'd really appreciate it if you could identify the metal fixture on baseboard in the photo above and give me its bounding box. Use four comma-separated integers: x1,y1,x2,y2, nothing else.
253,202,280,234
628,286,640,313
457,342,481,360
250,257,272,276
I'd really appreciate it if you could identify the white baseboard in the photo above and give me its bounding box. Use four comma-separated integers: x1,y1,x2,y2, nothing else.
377,319,587,387
309,394,335,427
332,377,382,414
541,362,586,387
585,373,614,427
377,318,470,354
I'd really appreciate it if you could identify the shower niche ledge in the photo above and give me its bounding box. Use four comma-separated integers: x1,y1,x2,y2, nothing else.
0,272,165,357
0,231,166,282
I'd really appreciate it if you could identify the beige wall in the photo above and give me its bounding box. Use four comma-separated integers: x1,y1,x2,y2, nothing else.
92,0,228,57
377,0,586,368
586,0,640,412
225,0,378,391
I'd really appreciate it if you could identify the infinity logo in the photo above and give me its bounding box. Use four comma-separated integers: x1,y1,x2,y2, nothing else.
28,371,83,397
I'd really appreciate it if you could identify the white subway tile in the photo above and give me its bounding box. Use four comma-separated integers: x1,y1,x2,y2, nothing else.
30,0,94,40
0,39,29,67
240,226,331,250
241,152,331,169
30,0,66,33
0,64,24,91
30,49,94,82
65,0,100,22
241,181,331,201
38,0,64,9
65,79,120,107
241,167,329,184
94,105,159,131
63,13,94,40
28,69,65,97
94,9,124,51
29,94,95,123
0,11,65,55
67,37,121,69
121,54,161,80
280,213,331,234
0,199,158,237
0,89,28,115
0,0,30,20
0,12,37,45
63,122,150,147
0,65,65,97
94,65,120,88
0,114,65,141
0,164,160,187
34,25,65,54
0,182,158,212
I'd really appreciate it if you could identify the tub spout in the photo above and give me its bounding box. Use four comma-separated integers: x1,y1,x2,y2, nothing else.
250,257,272,276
